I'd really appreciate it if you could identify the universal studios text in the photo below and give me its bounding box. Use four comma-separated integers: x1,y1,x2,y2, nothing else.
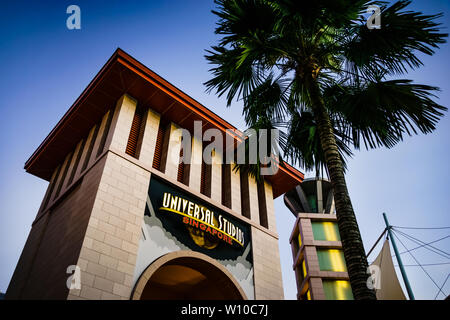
169,120,280,176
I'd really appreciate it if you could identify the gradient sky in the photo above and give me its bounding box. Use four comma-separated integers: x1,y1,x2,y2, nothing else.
0,0,449,299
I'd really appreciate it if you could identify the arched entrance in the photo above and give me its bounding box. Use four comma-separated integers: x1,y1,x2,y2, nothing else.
132,251,247,300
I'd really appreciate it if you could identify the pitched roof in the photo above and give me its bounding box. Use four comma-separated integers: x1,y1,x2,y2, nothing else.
25,49,303,198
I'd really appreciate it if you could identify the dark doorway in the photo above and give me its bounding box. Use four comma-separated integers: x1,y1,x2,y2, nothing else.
140,256,244,300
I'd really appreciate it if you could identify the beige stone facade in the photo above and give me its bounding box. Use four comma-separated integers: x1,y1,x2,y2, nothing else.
7,50,303,300
7,93,285,300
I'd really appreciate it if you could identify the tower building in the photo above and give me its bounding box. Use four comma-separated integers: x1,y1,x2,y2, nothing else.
285,178,353,300
6,49,303,300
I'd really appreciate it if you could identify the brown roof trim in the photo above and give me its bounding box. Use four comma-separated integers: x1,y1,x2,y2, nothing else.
115,52,240,136
25,48,243,170
115,50,304,187
24,50,120,171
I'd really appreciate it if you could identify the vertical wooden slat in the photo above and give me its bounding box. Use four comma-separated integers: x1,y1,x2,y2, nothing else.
81,124,100,172
200,143,212,197
152,123,165,170
177,147,184,183
125,108,143,158
257,180,268,228
67,138,86,186
200,160,206,194
222,163,232,208
240,171,250,219
41,165,62,211
54,152,74,199
96,109,114,158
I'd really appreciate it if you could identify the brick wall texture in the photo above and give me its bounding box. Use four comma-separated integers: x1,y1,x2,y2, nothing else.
7,93,284,300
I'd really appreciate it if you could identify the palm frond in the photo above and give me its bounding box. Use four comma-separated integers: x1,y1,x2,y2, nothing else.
204,45,265,106
243,73,289,126
343,0,447,80
324,79,447,149
206,0,447,175
212,0,279,47
282,110,353,172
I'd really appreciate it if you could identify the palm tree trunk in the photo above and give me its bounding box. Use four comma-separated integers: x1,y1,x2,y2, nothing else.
306,77,376,300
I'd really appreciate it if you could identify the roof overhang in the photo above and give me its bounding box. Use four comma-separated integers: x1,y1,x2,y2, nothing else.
24,48,303,198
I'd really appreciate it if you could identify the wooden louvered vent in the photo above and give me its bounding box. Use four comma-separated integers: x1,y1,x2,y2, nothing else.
240,171,250,219
257,181,268,228
222,163,231,208
200,145,211,197
152,123,165,170
200,156,207,195
177,147,184,183
125,108,144,158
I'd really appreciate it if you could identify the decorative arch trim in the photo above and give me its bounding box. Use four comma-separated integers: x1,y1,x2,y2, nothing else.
131,250,248,300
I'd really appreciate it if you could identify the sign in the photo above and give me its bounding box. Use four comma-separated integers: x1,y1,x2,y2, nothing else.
133,175,255,299
146,176,251,261
160,192,245,247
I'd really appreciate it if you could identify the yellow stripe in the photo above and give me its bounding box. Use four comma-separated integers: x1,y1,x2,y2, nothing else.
335,280,350,300
306,289,311,300
159,207,244,247
328,249,346,272
302,259,307,278
323,222,338,241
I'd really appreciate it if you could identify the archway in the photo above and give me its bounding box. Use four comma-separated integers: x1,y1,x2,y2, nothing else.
132,251,247,300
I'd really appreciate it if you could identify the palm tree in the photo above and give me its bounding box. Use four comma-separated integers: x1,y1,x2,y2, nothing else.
204,0,447,299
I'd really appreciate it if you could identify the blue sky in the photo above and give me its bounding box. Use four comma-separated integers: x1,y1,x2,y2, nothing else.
0,0,449,299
